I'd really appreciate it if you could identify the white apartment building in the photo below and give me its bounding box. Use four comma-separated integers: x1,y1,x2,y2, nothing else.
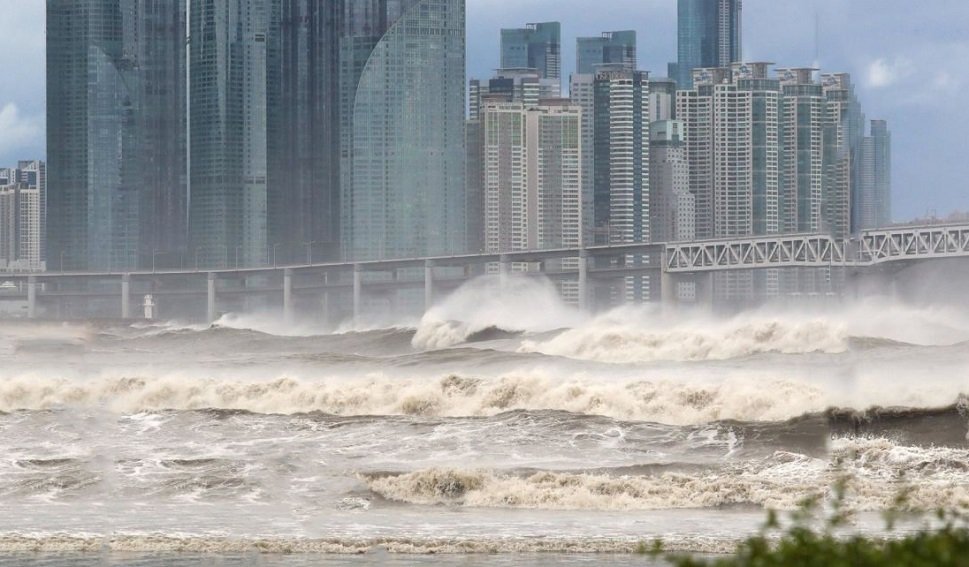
0,161,46,272
481,100,582,300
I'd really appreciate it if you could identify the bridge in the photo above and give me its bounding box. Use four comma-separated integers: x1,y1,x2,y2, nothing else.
1,223,967,322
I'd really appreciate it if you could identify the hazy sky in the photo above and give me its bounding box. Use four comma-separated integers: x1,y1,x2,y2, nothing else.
1,0,967,221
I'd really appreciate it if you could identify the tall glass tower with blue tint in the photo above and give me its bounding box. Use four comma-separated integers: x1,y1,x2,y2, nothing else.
669,0,741,89
500,22,561,91
47,0,188,271
342,0,467,261
576,31,636,75
188,0,276,268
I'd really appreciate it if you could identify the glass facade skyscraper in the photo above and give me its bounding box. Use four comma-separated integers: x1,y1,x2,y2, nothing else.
856,120,892,230
500,22,561,92
669,0,742,89
269,0,342,264
47,0,188,271
576,31,636,75
343,0,467,261
188,0,275,268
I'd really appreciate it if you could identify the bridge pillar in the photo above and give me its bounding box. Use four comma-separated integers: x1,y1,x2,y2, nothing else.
353,264,363,327
424,260,435,312
321,272,330,326
661,270,677,307
207,272,217,324
696,272,715,309
499,254,512,288
283,268,294,323
27,276,37,319
578,249,590,311
121,274,131,320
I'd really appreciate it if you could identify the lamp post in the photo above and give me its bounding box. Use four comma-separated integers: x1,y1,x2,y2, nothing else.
152,249,160,273
272,243,280,267
235,245,242,269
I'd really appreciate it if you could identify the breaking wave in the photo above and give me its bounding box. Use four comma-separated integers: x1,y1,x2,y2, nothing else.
0,374,834,424
520,318,850,363
364,437,969,512
2,372,968,427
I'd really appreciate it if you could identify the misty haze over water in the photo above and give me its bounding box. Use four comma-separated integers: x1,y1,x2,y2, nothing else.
2,270,969,564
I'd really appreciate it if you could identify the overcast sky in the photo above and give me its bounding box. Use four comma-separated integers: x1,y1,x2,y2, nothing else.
1,0,966,221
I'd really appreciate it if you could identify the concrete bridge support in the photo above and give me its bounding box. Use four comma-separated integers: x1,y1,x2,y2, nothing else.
499,255,512,288
27,276,37,319
121,274,131,320
283,268,294,323
207,272,217,324
353,264,363,327
321,272,331,326
578,250,589,311
424,260,435,312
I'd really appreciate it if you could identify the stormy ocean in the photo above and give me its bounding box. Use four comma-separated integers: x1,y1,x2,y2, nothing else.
2,276,969,565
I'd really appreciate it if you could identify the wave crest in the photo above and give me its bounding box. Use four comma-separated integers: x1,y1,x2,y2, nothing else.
520,318,849,363
364,438,969,512
0,374,834,424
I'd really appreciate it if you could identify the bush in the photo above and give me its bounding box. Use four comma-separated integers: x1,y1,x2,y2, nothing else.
655,480,969,567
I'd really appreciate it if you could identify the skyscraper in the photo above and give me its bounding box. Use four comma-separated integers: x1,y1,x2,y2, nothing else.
857,120,892,230
500,22,561,91
821,72,863,240
778,68,823,235
269,0,342,264
576,31,636,75
467,69,560,253
670,0,742,89
188,0,274,268
649,121,694,244
342,0,467,261
592,67,650,303
481,100,582,300
571,32,637,248
47,0,188,272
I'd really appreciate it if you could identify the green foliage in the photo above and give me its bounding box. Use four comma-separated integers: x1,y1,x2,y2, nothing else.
652,477,969,567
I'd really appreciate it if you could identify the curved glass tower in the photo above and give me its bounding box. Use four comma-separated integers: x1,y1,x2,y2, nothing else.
344,0,466,261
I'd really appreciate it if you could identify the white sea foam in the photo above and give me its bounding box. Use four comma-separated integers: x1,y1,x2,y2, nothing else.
0,373,834,424
0,533,738,555
413,275,586,349
364,438,969,512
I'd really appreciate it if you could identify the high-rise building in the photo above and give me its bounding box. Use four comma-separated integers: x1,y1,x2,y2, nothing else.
269,1,342,264
857,120,892,230
778,68,823,235
0,161,46,272
592,66,650,302
571,33,638,249
342,0,467,261
500,22,561,91
576,31,636,75
676,67,728,240
569,73,596,246
678,63,779,303
649,78,677,122
669,0,742,89
821,72,863,240
649,121,694,244
481,100,582,299
467,69,560,253
188,0,274,268
47,0,188,271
